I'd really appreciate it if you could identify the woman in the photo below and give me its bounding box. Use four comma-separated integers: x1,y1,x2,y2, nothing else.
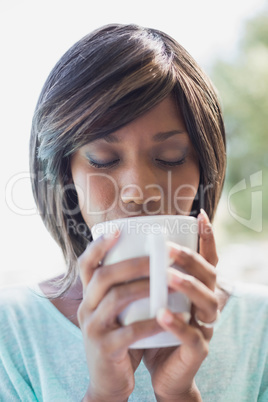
1,24,267,401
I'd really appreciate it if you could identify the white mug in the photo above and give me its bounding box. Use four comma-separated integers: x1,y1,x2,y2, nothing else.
91,215,198,348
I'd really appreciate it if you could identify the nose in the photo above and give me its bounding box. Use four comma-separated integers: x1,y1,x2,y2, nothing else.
121,191,161,204
120,164,162,205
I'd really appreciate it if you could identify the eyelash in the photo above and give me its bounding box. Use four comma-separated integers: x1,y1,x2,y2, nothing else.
155,157,186,167
87,157,186,169
88,159,120,169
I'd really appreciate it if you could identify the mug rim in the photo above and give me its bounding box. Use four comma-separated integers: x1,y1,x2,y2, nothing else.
92,214,197,231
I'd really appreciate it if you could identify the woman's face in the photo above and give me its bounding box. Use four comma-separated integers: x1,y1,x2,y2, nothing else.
71,95,200,229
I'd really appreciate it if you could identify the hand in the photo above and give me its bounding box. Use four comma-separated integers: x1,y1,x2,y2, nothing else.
143,210,218,401
78,232,162,402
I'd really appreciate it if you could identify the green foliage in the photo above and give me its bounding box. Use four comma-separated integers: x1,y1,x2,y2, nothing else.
210,7,268,239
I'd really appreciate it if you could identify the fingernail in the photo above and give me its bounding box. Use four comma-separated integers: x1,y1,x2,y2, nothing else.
103,230,119,240
197,213,204,222
157,308,173,324
169,247,185,267
167,241,182,249
178,312,191,323
168,269,184,285
168,243,183,259
168,256,175,266
199,208,209,221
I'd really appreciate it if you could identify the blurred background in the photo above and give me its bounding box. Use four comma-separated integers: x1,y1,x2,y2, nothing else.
1,0,267,287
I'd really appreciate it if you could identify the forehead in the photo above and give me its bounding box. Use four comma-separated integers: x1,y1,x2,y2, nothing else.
96,95,188,144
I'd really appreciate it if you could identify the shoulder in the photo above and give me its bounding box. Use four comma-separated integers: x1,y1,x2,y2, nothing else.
219,280,268,314
217,281,268,334
0,284,47,330
231,281,268,302
222,281,268,335
0,283,42,309
0,284,32,311
0,283,57,359
228,281,268,316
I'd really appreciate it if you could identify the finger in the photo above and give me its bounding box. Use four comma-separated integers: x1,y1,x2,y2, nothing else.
191,303,220,334
78,231,120,291
84,257,149,311
156,308,209,358
198,209,218,267
97,318,163,360
167,268,218,321
168,243,216,290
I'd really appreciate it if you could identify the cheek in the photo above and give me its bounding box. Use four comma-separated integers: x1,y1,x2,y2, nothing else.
74,173,118,224
90,176,118,210
170,164,200,215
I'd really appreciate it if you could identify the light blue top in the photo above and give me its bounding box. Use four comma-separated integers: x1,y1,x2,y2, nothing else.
0,281,268,401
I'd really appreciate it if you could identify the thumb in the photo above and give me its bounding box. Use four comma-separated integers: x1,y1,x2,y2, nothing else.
198,209,218,267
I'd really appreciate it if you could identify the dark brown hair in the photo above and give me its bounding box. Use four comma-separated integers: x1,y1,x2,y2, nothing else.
30,24,226,294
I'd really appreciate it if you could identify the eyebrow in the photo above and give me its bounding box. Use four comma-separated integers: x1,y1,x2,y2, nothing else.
152,130,186,142
103,130,186,143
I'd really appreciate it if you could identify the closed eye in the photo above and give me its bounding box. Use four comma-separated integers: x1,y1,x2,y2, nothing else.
87,157,186,169
87,159,120,169
156,157,186,167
